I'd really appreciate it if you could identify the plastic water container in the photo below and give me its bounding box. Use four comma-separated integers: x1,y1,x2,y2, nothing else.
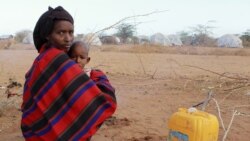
167,108,219,141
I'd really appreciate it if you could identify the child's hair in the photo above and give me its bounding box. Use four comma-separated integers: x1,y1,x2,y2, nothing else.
68,41,89,57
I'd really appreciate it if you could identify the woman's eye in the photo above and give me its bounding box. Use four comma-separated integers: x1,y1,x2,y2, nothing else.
57,31,64,35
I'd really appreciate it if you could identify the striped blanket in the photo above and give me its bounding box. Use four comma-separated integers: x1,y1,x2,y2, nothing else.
21,46,116,141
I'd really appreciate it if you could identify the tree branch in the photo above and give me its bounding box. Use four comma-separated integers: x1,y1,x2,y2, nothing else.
94,10,168,34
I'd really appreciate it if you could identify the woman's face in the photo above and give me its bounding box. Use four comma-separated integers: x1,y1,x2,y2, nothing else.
48,21,74,52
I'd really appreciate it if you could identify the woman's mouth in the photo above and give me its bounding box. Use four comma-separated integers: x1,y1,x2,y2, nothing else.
61,45,71,51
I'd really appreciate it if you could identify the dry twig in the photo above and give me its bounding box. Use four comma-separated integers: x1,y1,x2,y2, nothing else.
222,110,238,141
212,98,226,131
94,10,167,34
135,54,147,75
151,68,158,79
184,65,249,81
85,10,167,46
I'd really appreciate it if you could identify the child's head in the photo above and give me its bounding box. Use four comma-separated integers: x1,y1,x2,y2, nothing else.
68,41,90,68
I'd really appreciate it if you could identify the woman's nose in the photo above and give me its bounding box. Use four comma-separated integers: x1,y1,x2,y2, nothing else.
65,33,73,42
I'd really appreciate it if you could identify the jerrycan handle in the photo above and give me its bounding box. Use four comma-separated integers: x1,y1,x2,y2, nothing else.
188,107,197,113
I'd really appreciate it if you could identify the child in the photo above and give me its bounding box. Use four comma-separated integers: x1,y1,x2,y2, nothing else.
67,41,91,76
68,41,114,89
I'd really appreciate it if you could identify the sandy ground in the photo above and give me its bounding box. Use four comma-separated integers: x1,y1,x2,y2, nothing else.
0,46,250,141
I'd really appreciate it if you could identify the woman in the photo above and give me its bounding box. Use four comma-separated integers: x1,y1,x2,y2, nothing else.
21,6,116,141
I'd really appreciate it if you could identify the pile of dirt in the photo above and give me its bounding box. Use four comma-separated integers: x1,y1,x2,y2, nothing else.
104,116,131,127
0,78,22,117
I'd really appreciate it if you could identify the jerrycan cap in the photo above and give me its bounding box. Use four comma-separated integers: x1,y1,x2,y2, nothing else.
188,107,198,113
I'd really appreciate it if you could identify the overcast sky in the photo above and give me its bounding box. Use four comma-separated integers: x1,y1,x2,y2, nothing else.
0,0,249,37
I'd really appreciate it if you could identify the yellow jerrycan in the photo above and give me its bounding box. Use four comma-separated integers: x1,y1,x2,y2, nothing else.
167,108,219,141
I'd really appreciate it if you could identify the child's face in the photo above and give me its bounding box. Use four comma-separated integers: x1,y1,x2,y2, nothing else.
71,45,90,68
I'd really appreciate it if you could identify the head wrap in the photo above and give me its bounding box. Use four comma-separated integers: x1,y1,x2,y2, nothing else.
33,6,74,51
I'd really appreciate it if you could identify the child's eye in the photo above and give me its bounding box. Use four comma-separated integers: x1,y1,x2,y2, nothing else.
80,55,86,59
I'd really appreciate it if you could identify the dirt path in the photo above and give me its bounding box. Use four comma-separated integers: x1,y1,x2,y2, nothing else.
0,49,249,141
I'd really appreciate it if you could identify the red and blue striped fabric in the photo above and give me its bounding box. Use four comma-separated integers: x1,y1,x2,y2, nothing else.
21,45,116,141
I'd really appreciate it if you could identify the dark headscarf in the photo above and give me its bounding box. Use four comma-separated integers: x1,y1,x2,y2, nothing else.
33,6,74,51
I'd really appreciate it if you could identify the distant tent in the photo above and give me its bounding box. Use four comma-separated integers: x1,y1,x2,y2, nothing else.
125,36,139,44
114,36,121,44
150,33,171,46
83,33,102,46
167,34,183,46
138,35,150,44
100,35,120,45
0,35,13,40
125,37,132,44
74,34,85,41
217,34,243,48
22,32,33,44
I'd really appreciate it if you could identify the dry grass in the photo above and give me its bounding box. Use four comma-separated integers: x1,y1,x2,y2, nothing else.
97,45,250,56
0,40,15,49
2,42,250,56
0,40,35,50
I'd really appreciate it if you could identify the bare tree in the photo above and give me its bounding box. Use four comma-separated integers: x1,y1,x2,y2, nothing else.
240,29,250,47
115,23,136,43
189,21,217,46
177,30,193,45
14,30,32,43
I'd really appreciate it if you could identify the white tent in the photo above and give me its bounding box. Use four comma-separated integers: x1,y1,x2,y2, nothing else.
99,35,120,45
167,34,183,46
150,33,171,46
217,34,243,48
114,36,121,44
22,32,33,44
83,33,102,46
138,35,150,44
